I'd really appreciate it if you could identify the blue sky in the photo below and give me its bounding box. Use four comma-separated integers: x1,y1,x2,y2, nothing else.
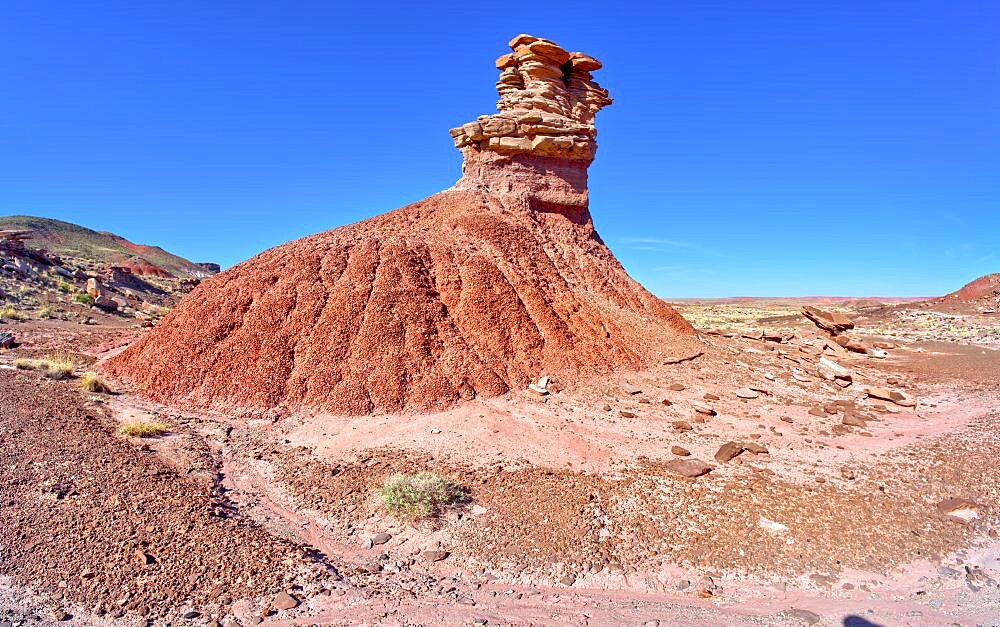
1,1,997,297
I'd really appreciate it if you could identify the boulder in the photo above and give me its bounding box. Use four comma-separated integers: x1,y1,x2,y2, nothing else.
833,334,868,353
801,306,854,335
85,278,107,300
865,387,916,407
714,441,745,463
272,591,300,610
842,414,867,427
664,458,713,478
817,357,852,383
93,295,118,312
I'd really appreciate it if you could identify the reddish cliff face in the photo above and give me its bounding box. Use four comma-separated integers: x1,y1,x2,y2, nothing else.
103,34,699,417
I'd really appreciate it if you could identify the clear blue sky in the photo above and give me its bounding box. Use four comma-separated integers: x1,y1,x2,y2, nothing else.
1,1,997,297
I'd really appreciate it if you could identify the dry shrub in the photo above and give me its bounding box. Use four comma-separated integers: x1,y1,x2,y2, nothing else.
380,472,465,518
13,354,73,379
79,371,112,394
118,420,168,438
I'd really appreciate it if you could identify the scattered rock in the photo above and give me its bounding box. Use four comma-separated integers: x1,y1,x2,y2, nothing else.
664,458,713,478
559,573,577,586
690,401,715,415
817,357,852,384
672,420,693,432
758,517,788,533
865,386,917,407
370,532,392,546
842,414,867,427
668,383,686,391
422,550,449,562
714,441,745,463
833,334,868,353
743,442,768,455
273,591,300,610
735,388,759,399
619,381,641,395
135,549,156,566
783,608,821,625
619,410,636,419
703,393,720,401
936,498,980,523
528,383,548,397
671,445,691,456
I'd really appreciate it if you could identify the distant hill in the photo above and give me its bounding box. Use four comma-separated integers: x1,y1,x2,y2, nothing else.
0,215,211,278
934,273,1000,313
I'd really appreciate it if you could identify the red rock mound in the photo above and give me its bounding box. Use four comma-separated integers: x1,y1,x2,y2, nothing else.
926,273,1000,314
119,255,173,278
103,34,699,416
944,273,1000,303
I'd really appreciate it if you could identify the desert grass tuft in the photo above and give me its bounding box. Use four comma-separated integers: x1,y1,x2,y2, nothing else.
118,420,169,438
73,292,94,306
13,353,74,379
380,471,466,519
1,306,25,321
79,371,112,394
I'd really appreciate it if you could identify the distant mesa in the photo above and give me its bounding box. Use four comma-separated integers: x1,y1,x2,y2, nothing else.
104,34,700,417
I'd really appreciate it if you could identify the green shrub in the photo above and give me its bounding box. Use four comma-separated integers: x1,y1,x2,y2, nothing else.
57,281,72,293
73,292,94,306
380,472,465,518
37,305,55,319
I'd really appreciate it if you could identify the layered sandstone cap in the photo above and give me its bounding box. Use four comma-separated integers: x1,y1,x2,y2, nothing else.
449,34,612,161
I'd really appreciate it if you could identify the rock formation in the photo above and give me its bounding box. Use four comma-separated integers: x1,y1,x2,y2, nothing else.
103,34,699,417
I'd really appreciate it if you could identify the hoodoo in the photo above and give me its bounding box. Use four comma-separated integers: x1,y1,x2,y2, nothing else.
104,34,699,416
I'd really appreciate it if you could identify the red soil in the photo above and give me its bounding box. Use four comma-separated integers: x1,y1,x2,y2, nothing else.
104,152,698,416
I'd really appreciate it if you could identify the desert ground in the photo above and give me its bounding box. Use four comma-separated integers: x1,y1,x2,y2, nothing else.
1,295,999,626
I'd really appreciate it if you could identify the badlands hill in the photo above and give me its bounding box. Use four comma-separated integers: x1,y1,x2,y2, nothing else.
0,215,214,278
105,34,700,416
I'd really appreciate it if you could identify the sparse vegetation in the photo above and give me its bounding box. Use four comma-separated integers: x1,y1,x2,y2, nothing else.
118,419,169,438
13,353,74,379
79,371,112,394
37,305,55,319
380,471,465,518
57,281,72,293
1,305,25,321
73,292,95,306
